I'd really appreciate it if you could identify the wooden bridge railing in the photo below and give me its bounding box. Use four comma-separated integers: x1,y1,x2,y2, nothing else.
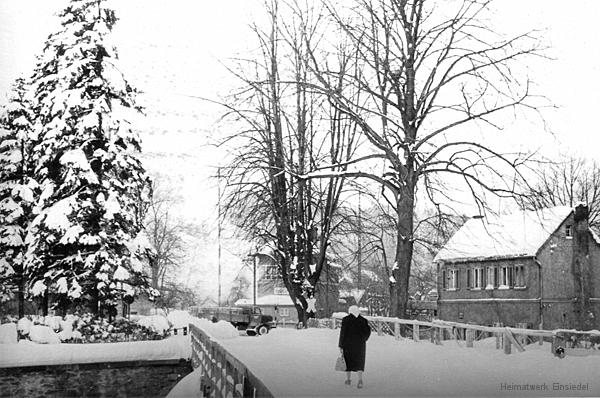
189,324,274,398
330,314,600,356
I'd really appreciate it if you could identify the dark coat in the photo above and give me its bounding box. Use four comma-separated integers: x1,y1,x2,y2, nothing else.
338,314,371,371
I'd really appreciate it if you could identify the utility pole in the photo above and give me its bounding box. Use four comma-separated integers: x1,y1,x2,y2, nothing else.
253,254,257,306
357,191,362,296
217,167,222,308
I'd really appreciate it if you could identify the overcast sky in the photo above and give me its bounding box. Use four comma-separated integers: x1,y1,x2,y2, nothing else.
1,0,599,298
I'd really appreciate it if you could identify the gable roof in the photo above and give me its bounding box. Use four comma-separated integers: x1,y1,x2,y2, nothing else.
434,206,573,263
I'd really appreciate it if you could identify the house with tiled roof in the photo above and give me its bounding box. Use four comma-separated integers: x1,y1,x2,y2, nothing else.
434,205,600,330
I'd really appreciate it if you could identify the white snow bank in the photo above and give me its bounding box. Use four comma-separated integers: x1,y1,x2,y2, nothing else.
0,335,191,368
29,325,61,344
137,315,170,334
166,367,202,398
0,323,17,344
167,310,193,329
189,318,238,340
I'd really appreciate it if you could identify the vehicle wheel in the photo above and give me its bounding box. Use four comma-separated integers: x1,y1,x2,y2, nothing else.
257,325,269,335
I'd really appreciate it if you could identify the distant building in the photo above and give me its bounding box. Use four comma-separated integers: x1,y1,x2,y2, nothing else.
435,205,600,330
242,247,341,319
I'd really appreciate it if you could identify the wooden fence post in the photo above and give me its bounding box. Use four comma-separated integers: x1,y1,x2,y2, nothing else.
466,328,474,348
494,322,503,349
413,324,420,342
503,331,512,354
435,327,442,345
377,321,383,336
394,322,400,340
516,322,527,346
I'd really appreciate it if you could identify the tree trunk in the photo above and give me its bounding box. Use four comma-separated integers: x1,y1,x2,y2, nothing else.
391,183,415,319
41,293,49,316
88,286,99,316
18,277,25,319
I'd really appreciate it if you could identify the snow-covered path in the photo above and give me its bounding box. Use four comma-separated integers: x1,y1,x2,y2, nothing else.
180,328,600,397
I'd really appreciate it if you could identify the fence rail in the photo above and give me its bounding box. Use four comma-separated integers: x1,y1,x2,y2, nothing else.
331,314,600,355
190,324,274,398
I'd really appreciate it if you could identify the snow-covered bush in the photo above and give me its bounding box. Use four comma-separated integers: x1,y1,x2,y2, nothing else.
0,323,18,344
137,315,170,334
11,313,167,344
30,325,61,344
44,315,62,331
58,320,73,341
17,317,31,335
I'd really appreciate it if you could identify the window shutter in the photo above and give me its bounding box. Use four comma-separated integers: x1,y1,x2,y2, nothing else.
494,267,499,287
456,269,461,290
509,266,515,287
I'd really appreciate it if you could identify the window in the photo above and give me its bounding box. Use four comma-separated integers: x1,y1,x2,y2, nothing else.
274,287,287,295
486,266,496,289
448,269,459,290
566,225,572,239
467,268,472,289
279,308,290,317
514,265,526,288
442,270,447,290
499,265,514,288
263,265,279,280
473,267,484,289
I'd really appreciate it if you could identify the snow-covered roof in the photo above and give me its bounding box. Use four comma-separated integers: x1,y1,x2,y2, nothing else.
235,294,294,306
434,206,573,263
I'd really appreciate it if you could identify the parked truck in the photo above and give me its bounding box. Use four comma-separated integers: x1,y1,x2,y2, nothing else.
193,306,276,335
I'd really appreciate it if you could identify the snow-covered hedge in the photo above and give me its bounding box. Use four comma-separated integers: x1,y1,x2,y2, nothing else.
1,313,168,344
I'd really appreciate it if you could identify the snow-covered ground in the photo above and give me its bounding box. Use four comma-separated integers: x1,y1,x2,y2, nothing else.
170,327,600,397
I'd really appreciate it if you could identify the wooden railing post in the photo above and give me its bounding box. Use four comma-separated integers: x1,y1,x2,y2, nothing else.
394,322,400,340
503,331,512,354
413,324,420,342
377,321,383,336
494,322,503,349
466,328,474,348
516,322,527,346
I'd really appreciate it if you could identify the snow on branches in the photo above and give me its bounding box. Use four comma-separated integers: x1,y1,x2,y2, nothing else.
0,79,36,306
0,0,152,314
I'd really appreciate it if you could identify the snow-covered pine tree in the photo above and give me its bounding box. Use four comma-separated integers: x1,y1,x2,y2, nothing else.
26,0,152,316
0,78,38,317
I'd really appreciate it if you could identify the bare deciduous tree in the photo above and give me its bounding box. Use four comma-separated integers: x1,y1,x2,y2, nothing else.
220,0,360,325
143,180,186,297
520,154,600,230
301,0,545,317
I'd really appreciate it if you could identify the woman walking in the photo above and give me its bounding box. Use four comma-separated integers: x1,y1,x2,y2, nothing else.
338,305,371,388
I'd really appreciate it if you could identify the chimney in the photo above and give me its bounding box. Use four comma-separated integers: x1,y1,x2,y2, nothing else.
574,203,589,223
572,203,593,330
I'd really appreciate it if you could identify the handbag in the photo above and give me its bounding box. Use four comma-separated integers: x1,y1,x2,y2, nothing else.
335,354,346,371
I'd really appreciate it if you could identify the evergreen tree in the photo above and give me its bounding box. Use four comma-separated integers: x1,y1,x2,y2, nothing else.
0,78,37,317
26,0,152,316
